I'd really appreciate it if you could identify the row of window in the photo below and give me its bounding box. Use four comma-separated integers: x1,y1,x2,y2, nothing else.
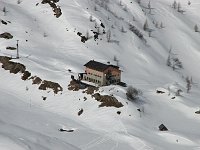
84,77,101,84
86,72,120,78
87,72,102,78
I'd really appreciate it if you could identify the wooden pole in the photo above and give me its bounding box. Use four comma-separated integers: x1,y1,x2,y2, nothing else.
16,40,19,59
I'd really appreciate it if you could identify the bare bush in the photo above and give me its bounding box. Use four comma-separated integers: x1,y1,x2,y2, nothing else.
194,24,199,32
126,86,142,101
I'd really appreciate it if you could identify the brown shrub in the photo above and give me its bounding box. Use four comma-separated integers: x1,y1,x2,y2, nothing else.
0,32,13,39
92,93,123,108
39,80,63,94
32,76,42,85
21,71,31,80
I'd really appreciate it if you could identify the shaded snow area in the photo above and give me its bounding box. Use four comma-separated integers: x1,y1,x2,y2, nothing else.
0,0,200,149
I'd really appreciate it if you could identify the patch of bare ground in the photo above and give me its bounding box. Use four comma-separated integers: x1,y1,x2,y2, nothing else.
83,86,99,95
92,93,123,108
39,80,63,94
68,79,123,108
68,80,88,91
31,76,42,85
6,46,16,50
0,32,13,39
0,56,63,94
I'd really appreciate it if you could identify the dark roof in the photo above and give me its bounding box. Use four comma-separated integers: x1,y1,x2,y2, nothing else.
159,124,168,131
84,60,119,72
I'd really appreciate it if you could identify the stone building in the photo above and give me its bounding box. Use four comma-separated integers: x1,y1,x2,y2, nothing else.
83,60,121,86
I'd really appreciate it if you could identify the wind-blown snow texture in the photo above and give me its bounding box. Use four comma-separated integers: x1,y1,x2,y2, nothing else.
0,0,200,149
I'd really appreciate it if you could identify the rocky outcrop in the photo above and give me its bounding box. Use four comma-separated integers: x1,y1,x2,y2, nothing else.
92,93,123,108
0,56,63,94
39,80,63,94
0,32,13,39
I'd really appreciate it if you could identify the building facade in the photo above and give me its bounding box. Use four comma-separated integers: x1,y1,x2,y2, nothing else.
83,60,121,86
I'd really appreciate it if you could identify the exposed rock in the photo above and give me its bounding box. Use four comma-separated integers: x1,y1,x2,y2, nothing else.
0,56,62,94
32,76,42,85
0,32,13,39
83,96,87,101
1,20,7,25
81,36,88,43
117,111,121,115
42,96,47,101
0,56,11,63
84,86,99,95
6,46,16,50
92,93,123,108
68,80,87,91
195,110,200,114
78,108,83,116
39,80,63,94
68,80,81,91
0,58,26,74
21,71,31,80
156,90,165,94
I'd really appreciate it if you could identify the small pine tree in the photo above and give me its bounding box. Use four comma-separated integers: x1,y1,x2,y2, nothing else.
155,22,159,28
17,0,21,4
166,55,171,66
177,2,181,12
133,16,136,21
43,32,47,37
121,26,126,33
172,0,177,9
186,77,192,93
114,55,117,61
160,22,164,28
175,89,183,96
86,30,89,40
143,20,148,31
119,0,123,6
89,15,93,22
172,57,183,70
148,1,151,9
106,29,111,42
123,5,128,11
148,1,152,14
3,6,7,16
94,5,97,11
194,24,199,32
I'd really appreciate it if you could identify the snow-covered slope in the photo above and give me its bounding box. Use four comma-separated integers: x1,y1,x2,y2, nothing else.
0,0,200,149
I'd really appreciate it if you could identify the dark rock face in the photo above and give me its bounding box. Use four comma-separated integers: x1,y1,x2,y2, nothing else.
0,32,13,39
